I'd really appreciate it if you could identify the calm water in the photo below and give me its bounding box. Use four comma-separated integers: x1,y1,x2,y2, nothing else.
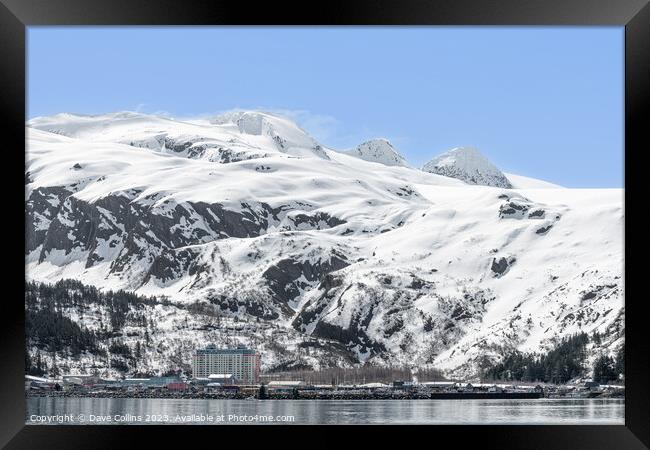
26,397,624,425
26,397,625,425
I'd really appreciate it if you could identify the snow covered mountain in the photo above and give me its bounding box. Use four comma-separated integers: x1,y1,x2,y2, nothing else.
25,111,623,378
343,138,409,167
422,147,513,188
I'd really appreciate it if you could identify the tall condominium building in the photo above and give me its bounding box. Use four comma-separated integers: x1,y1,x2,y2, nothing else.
191,345,261,384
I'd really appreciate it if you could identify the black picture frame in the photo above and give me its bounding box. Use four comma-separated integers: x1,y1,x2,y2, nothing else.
1,0,647,448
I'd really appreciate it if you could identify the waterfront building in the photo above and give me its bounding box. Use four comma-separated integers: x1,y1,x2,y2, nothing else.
191,374,237,386
392,380,413,390
25,374,60,391
359,382,390,390
120,378,152,388
191,344,260,383
120,376,182,389
166,382,188,391
267,380,303,392
62,374,100,386
207,373,236,385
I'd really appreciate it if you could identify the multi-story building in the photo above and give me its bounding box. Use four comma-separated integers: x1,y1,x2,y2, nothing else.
191,345,261,384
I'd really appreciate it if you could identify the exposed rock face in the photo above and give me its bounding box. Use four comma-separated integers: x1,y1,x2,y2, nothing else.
536,224,553,235
26,186,72,254
499,199,531,219
423,147,513,188
291,271,497,365
263,255,350,305
491,256,516,277
27,187,348,292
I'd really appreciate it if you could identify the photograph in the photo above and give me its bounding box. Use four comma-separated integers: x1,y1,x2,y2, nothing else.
23,26,625,426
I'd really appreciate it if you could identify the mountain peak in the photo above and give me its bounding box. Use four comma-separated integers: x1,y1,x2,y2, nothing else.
210,110,328,159
422,146,512,188
347,138,409,167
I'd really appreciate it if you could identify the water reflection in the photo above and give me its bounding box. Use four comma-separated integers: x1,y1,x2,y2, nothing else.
26,398,624,425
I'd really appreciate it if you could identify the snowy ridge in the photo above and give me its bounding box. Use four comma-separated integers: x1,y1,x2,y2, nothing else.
25,111,622,378
210,110,329,159
28,110,328,162
423,147,513,188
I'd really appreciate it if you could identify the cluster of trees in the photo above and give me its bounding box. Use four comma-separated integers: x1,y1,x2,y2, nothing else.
25,279,168,374
25,351,47,376
483,333,589,383
592,342,624,384
26,306,103,357
25,279,163,333
483,333,624,384
108,341,132,358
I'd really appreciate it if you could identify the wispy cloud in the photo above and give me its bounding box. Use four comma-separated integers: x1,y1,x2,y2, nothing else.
132,103,174,118
265,108,342,144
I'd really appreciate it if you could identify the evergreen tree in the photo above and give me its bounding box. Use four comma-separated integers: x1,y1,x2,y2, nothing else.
25,279,161,369
593,355,617,384
614,342,624,379
482,333,589,383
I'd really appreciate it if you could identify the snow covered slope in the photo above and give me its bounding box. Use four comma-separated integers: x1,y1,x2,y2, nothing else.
25,111,623,378
343,138,409,167
28,110,328,162
505,172,564,189
423,147,513,188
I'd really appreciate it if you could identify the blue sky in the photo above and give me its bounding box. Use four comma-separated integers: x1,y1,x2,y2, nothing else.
27,27,623,187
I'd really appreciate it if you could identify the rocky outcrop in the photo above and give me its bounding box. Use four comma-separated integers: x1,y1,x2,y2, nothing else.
491,256,516,277
27,187,346,290
263,255,349,305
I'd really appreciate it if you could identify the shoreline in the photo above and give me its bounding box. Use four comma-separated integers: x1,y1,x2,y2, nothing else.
26,391,623,401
